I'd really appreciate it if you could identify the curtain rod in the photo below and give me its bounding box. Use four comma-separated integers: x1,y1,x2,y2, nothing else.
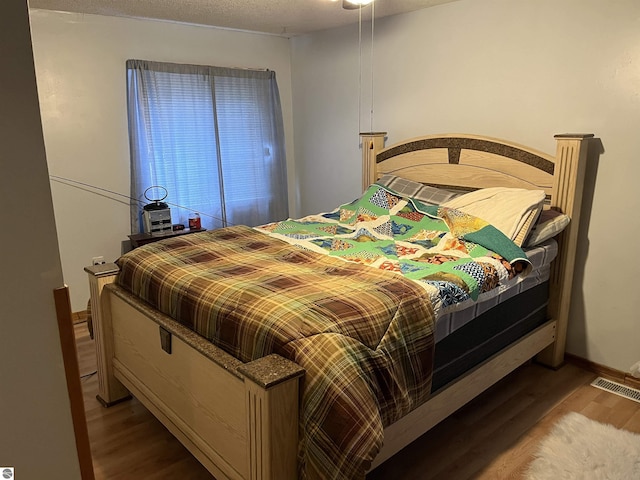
127,59,269,72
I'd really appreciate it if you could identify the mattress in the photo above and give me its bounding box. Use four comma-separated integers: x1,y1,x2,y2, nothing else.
432,281,549,391
434,238,557,342
430,239,557,391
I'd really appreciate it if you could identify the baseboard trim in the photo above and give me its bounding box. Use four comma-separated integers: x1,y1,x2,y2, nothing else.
565,353,640,390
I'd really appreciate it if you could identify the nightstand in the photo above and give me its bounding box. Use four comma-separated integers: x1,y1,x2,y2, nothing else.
128,228,206,248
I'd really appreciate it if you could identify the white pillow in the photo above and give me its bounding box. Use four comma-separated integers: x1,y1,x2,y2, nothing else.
442,187,545,246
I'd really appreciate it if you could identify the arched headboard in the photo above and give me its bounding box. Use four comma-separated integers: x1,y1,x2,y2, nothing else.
361,131,593,368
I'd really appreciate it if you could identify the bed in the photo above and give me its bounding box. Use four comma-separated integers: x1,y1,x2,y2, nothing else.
86,132,591,479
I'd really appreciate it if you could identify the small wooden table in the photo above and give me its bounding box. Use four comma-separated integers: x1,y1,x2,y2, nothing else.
128,228,206,248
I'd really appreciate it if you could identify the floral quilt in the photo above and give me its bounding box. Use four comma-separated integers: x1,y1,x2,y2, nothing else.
258,183,531,314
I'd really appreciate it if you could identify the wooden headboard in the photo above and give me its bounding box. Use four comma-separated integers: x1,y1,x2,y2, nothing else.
360,131,593,368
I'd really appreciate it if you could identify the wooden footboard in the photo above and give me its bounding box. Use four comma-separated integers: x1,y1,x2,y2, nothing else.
86,265,304,480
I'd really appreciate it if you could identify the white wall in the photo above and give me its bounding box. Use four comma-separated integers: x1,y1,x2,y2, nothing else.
29,10,296,312
0,1,80,478
291,0,640,372
28,0,639,374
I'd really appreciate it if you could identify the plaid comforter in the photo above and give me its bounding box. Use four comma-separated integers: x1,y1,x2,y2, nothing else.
116,184,531,479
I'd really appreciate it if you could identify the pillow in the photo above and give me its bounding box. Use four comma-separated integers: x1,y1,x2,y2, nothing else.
376,173,460,206
524,209,570,247
442,187,546,246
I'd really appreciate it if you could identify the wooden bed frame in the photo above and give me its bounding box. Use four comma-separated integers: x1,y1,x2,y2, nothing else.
86,132,592,479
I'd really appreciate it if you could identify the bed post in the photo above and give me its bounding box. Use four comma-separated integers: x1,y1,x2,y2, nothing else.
537,133,593,368
361,132,387,191
85,263,131,406
240,356,304,480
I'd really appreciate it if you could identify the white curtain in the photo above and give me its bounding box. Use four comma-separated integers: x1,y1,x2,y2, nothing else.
127,60,288,233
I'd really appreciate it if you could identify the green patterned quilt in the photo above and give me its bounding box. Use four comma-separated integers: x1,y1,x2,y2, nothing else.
259,183,531,312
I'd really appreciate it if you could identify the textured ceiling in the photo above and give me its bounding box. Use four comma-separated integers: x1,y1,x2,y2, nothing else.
29,0,459,36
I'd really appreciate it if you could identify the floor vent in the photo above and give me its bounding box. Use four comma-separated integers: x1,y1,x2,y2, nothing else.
590,377,640,404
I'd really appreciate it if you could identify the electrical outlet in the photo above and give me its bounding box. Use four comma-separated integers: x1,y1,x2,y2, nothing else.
92,256,105,266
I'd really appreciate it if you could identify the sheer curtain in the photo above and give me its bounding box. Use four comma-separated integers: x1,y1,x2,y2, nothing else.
126,60,288,233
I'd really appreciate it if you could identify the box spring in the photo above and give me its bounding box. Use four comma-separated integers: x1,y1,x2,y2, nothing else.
432,281,549,391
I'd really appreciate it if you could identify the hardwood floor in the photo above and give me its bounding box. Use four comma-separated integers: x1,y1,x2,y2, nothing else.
369,361,640,480
75,321,640,479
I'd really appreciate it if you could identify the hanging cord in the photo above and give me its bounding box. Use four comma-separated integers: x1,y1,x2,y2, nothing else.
370,0,375,132
357,3,375,134
49,175,235,228
358,5,362,135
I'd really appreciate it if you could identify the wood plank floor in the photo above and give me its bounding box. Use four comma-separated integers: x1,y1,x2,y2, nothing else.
75,321,640,479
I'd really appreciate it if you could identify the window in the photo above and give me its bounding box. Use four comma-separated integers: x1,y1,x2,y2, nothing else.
126,60,288,233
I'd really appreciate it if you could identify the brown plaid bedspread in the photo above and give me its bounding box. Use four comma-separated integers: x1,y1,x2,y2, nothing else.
116,226,435,479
